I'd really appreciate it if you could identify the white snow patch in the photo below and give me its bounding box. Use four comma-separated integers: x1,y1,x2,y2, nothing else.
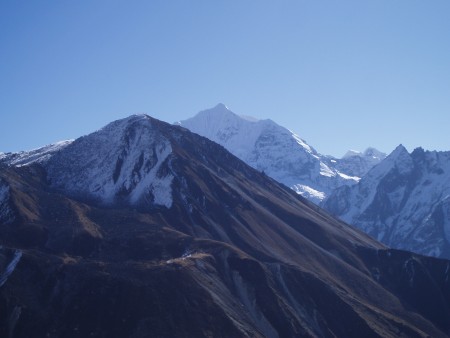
319,162,335,177
291,132,314,154
127,142,174,208
46,115,174,209
150,175,173,208
292,184,325,201
337,172,360,181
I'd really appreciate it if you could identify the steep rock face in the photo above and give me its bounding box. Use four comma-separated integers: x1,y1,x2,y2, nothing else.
1,116,450,337
324,145,450,259
178,104,360,203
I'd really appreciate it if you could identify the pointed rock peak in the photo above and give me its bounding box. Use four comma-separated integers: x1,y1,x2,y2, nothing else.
190,103,238,122
390,144,409,158
383,144,414,175
202,103,233,115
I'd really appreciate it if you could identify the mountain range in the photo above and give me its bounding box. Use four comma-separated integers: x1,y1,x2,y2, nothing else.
1,114,450,337
324,145,450,259
178,103,386,203
178,104,450,261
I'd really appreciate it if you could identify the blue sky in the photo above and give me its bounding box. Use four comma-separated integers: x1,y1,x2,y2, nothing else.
1,1,449,157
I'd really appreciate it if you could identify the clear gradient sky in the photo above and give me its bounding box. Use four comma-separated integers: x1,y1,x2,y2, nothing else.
1,1,449,157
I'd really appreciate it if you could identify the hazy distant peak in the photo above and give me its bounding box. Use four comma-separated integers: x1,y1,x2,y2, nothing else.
213,102,229,110
363,148,386,161
342,147,386,160
199,103,232,115
342,150,362,159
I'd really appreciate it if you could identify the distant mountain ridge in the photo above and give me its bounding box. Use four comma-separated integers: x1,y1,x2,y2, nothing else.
1,109,448,264
178,104,385,203
324,145,450,259
0,104,386,205
333,147,387,177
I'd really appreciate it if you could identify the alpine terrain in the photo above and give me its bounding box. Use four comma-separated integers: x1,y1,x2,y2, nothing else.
324,145,450,260
332,148,387,178
178,104,385,203
1,115,450,337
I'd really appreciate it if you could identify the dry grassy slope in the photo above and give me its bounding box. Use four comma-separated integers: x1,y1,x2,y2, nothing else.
0,117,449,337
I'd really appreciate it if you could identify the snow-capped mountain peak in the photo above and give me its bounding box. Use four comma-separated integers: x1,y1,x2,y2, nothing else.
211,102,229,111
179,104,317,160
343,147,385,160
179,104,361,203
335,147,387,178
363,147,386,160
46,114,174,209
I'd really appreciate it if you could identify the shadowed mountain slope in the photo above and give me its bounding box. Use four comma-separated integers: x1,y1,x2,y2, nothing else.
0,115,449,337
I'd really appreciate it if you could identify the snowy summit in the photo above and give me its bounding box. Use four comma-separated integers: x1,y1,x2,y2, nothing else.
178,104,381,203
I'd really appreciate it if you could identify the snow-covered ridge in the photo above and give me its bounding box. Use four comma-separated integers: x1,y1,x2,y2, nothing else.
324,145,450,259
45,115,174,209
178,104,378,203
1,115,175,209
0,140,73,167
